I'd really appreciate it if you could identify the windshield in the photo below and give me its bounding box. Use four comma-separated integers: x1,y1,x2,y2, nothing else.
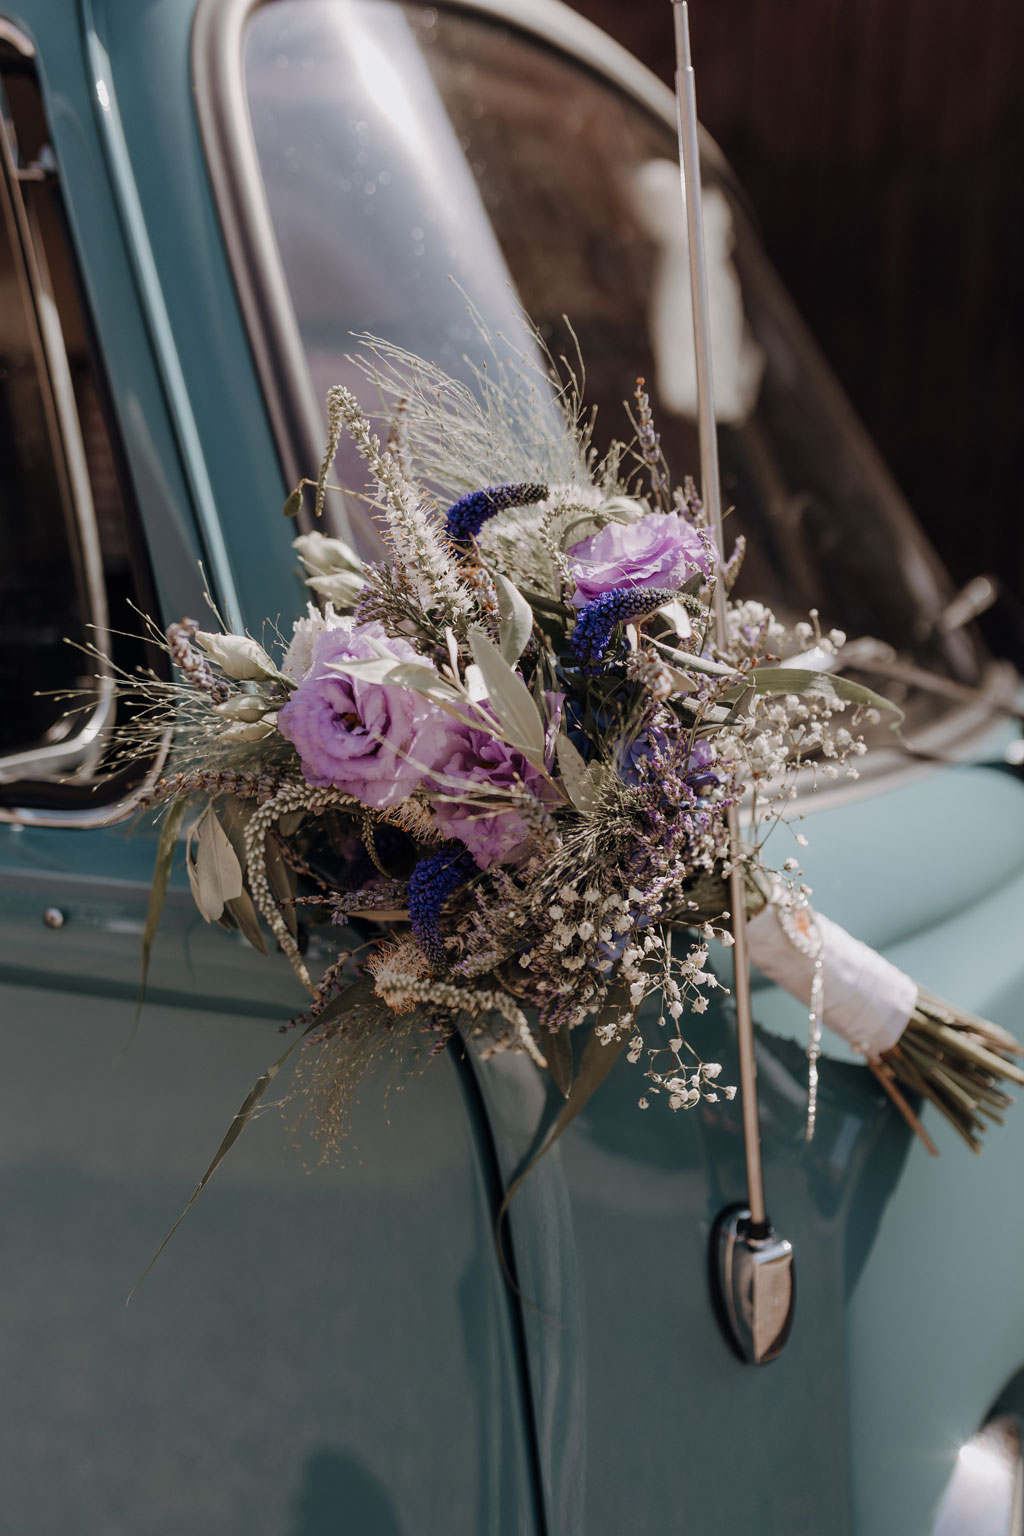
240,0,982,728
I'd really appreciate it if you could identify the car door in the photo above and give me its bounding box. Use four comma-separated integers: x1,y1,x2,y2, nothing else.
0,14,542,1533
192,3,1024,1533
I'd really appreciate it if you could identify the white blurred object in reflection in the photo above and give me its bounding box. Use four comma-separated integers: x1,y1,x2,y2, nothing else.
633,158,764,426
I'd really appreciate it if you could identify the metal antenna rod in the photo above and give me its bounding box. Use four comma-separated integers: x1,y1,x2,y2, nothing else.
672,0,766,1229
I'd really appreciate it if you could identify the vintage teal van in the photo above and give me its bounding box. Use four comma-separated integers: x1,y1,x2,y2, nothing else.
1,2,1022,1532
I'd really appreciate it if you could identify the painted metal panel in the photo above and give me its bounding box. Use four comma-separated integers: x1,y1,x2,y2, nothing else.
0,1,546,1527
0,0,1021,1532
477,744,1024,1534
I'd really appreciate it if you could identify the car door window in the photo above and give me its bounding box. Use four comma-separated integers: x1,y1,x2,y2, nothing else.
0,33,159,804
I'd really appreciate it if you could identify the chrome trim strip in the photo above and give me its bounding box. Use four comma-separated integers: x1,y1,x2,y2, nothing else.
433,0,682,129
10,267,115,780
0,688,115,784
0,21,35,58
0,59,114,782
0,731,172,830
190,0,354,538
79,2,245,636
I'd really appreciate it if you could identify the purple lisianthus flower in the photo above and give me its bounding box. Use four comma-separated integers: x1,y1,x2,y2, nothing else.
277,620,455,810
428,722,558,870
567,512,715,609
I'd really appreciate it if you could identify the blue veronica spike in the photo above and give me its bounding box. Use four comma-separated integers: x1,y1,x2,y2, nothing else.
408,846,477,972
570,586,679,674
444,482,548,542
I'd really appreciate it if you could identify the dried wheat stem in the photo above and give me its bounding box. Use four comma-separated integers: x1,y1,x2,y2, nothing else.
244,784,357,992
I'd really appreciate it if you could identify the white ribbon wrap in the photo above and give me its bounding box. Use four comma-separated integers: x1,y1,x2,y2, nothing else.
745,901,918,1058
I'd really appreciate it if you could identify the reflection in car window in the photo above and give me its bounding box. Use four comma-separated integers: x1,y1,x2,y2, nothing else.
0,70,102,765
242,0,981,731
0,44,160,798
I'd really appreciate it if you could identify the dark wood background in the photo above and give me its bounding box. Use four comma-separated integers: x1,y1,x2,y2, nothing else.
568,0,1024,657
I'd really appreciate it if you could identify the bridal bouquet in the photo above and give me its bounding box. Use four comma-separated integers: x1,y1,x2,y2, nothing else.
121,337,1022,1247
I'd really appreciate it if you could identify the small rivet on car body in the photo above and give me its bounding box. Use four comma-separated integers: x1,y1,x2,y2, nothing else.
43,907,65,929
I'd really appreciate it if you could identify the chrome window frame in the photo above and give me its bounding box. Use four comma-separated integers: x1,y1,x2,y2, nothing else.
0,20,115,785
192,0,1012,799
0,21,175,830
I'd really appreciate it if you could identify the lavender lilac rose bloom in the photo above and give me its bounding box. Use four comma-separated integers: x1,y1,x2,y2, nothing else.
566,510,714,607
279,620,554,869
428,722,558,869
277,620,453,811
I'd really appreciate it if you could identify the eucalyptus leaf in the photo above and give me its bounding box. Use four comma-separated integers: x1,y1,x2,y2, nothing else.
464,664,489,703
567,994,633,1107
559,496,645,549
431,620,452,663
556,733,598,812
185,822,204,914
468,627,546,767
224,889,268,955
345,637,441,689
726,666,903,719
383,680,495,738
545,1021,574,1099
493,571,534,664
649,638,740,679
664,665,697,696
325,655,405,687
519,587,571,618
265,833,299,940
325,654,462,706
129,797,188,1047
384,662,463,701
195,805,245,923
216,796,270,945
676,695,731,725
304,974,375,1031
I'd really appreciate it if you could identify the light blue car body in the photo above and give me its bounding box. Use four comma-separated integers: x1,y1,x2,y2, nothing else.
0,2,1022,1533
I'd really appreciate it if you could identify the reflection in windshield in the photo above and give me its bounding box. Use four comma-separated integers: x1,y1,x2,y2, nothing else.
632,161,764,426
244,0,552,553
243,0,982,727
